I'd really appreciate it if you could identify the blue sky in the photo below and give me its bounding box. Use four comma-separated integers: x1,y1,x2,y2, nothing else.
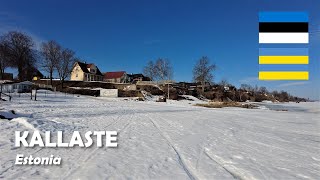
1,0,319,99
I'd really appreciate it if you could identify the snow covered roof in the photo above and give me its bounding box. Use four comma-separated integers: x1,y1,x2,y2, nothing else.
0,80,14,84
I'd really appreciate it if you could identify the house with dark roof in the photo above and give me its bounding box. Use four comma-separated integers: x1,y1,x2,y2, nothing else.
70,62,103,81
127,73,151,83
19,66,44,81
103,71,129,83
0,73,13,81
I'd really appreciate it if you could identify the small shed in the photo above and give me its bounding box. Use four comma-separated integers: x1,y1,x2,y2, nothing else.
0,81,33,93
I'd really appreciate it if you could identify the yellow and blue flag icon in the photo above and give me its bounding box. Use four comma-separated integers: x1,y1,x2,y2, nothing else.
258,12,309,80
259,48,309,80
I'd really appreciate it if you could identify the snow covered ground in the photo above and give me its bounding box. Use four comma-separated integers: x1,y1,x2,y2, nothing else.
0,90,319,179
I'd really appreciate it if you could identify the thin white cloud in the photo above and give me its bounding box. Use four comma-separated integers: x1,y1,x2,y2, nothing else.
239,77,259,84
277,81,310,88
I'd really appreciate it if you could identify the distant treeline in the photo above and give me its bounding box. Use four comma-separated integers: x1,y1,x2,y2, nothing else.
208,83,309,102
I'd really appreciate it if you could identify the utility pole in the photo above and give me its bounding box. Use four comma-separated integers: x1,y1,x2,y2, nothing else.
167,84,169,99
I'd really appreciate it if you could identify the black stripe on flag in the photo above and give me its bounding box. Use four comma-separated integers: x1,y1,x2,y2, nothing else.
259,22,308,32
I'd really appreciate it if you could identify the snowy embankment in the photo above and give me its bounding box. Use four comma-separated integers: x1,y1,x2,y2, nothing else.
0,90,319,179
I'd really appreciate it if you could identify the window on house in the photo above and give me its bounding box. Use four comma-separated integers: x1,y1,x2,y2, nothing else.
76,74,78,77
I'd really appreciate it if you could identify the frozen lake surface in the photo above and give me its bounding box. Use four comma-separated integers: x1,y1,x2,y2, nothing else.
254,101,320,113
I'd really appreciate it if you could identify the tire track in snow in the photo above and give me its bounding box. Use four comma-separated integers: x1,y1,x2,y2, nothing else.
145,113,199,180
1,100,107,178
54,97,134,179
0,123,45,177
215,111,319,156
155,109,272,179
162,108,316,158
160,107,317,179
62,104,136,179
144,108,240,179
0,147,44,177
151,110,257,179
195,137,207,171
147,110,210,174
204,149,257,180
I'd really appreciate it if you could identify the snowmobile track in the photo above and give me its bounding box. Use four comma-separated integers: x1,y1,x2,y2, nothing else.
145,113,198,180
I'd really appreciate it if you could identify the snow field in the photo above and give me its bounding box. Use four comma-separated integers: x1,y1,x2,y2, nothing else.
0,90,319,179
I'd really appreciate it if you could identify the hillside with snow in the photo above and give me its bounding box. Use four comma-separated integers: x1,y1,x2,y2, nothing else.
0,90,319,179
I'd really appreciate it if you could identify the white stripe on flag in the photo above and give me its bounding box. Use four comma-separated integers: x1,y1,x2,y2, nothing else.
259,33,309,44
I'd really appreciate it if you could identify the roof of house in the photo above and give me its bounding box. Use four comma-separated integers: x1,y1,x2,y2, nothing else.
127,73,143,78
76,62,103,76
86,64,94,68
0,73,13,80
128,73,151,81
21,66,43,78
104,71,126,79
32,67,44,77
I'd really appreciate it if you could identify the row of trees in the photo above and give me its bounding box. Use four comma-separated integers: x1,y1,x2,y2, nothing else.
0,31,77,87
240,84,268,94
141,57,303,102
1,31,217,92
239,84,298,102
143,56,216,92
41,40,76,87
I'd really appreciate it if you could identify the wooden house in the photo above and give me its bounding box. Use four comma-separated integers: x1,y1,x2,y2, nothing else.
70,62,104,81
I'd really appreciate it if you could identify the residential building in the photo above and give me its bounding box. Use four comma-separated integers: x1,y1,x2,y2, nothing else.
127,73,151,83
70,62,103,81
0,73,13,81
31,68,44,80
18,66,44,81
104,71,129,83
0,81,32,93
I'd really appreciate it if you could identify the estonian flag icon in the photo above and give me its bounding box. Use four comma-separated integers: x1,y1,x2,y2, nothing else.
259,12,309,44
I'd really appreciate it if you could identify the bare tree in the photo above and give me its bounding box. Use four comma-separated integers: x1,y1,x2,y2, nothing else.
254,85,259,93
0,42,10,79
259,86,268,94
143,58,173,81
41,40,62,85
143,60,156,80
1,31,36,81
219,79,230,87
240,84,253,92
193,56,216,92
154,58,173,81
55,48,75,88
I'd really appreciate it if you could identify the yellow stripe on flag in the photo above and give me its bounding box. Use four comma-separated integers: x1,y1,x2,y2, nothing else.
259,71,309,80
259,56,308,64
